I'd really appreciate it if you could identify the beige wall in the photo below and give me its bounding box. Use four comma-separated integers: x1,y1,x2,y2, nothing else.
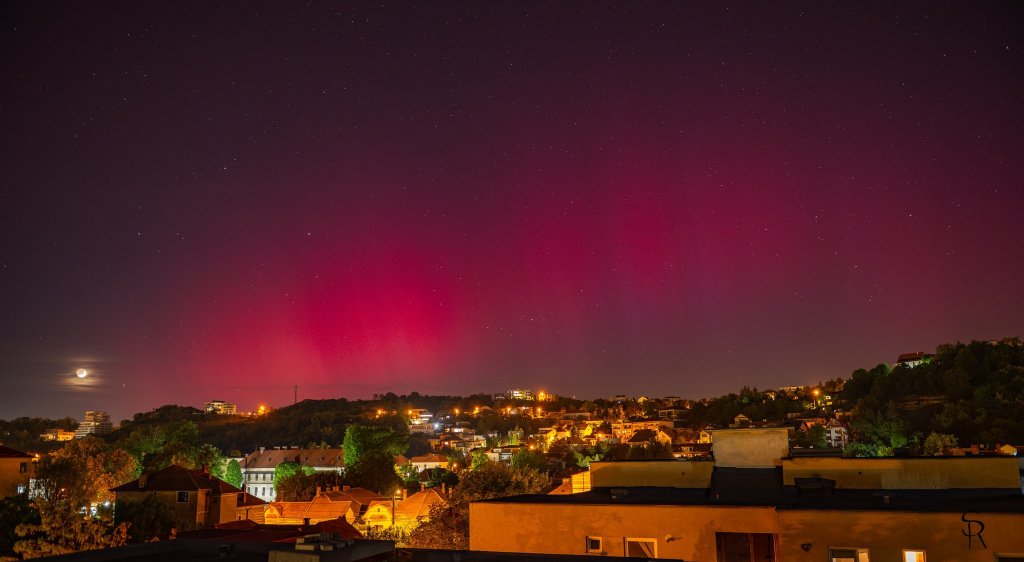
0,457,31,498
783,457,1021,489
207,491,238,526
471,501,1024,561
710,429,790,468
470,502,777,559
779,509,1024,562
589,460,714,488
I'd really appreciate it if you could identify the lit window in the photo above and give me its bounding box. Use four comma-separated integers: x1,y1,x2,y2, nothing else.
176,491,189,502
625,538,657,558
586,536,603,553
830,548,870,562
903,550,926,562
16,485,26,495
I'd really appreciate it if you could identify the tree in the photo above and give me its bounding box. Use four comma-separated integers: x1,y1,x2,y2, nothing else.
407,462,549,549
36,437,138,508
275,471,345,502
273,461,314,490
114,494,176,542
344,450,401,495
224,459,243,488
0,495,39,559
15,501,128,558
509,449,545,471
342,425,407,467
922,432,958,456
795,425,828,448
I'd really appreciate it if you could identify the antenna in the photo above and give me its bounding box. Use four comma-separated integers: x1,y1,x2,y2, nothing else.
294,384,298,405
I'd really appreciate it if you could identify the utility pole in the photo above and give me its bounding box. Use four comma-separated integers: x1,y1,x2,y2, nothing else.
294,384,298,405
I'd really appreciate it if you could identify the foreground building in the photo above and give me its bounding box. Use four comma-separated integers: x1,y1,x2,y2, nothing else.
112,465,244,530
0,444,33,497
471,428,1024,561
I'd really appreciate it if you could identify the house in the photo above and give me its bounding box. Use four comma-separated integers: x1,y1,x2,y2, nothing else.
0,444,33,497
362,487,448,530
111,465,242,530
625,428,673,447
408,453,449,472
235,491,266,523
730,413,752,428
895,351,934,368
265,486,384,527
39,428,75,442
240,447,345,501
610,419,671,441
470,429,1024,561
826,420,849,449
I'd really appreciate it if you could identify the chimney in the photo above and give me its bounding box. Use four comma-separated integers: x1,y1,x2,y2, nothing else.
316,486,322,496
420,483,425,492
259,446,266,453
401,489,407,500
342,485,350,492
139,474,149,488
441,483,446,494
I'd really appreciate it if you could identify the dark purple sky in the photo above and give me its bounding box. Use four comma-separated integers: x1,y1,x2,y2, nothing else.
2,3,1022,422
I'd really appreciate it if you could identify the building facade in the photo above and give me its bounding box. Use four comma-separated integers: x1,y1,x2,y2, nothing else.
73,410,112,438
0,445,33,497
471,429,1024,561
240,447,345,502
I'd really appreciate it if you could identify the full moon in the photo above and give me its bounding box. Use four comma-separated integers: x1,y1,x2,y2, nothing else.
76,368,88,378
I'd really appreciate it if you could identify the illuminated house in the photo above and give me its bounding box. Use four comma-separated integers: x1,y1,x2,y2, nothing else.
264,489,358,525
39,428,75,442
408,453,449,472
470,428,1024,561
112,465,242,531
895,351,934,368
362,486,448,530
0,444,33,497
240,447,345,502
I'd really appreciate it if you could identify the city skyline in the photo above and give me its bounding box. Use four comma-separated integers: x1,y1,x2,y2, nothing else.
2,3,1022,422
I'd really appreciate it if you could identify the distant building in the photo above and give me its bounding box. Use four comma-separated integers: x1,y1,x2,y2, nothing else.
240,447,345,502
0,444,33,497
826,420,849,449
895,351,934,368
508,389,534,401
205,400,237,415
40,428,75,442
74,410,112,438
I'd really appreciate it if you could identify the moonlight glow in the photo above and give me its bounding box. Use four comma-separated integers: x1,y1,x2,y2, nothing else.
76,369,88,378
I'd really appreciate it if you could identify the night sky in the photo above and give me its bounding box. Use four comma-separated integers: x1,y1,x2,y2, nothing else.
2,3,1022,422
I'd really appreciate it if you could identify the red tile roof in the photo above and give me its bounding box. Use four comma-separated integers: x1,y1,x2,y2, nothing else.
241,448,345,470
111,464,241,493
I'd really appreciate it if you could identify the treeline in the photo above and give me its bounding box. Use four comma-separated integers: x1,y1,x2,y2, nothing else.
842,338,1024,448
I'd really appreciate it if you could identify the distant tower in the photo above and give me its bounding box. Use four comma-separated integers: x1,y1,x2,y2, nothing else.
294,384,298,405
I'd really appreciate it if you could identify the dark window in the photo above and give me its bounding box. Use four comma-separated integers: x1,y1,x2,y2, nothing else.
716,532,777,562
585,537,602,553
177,491,189,502
19,462,27,473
